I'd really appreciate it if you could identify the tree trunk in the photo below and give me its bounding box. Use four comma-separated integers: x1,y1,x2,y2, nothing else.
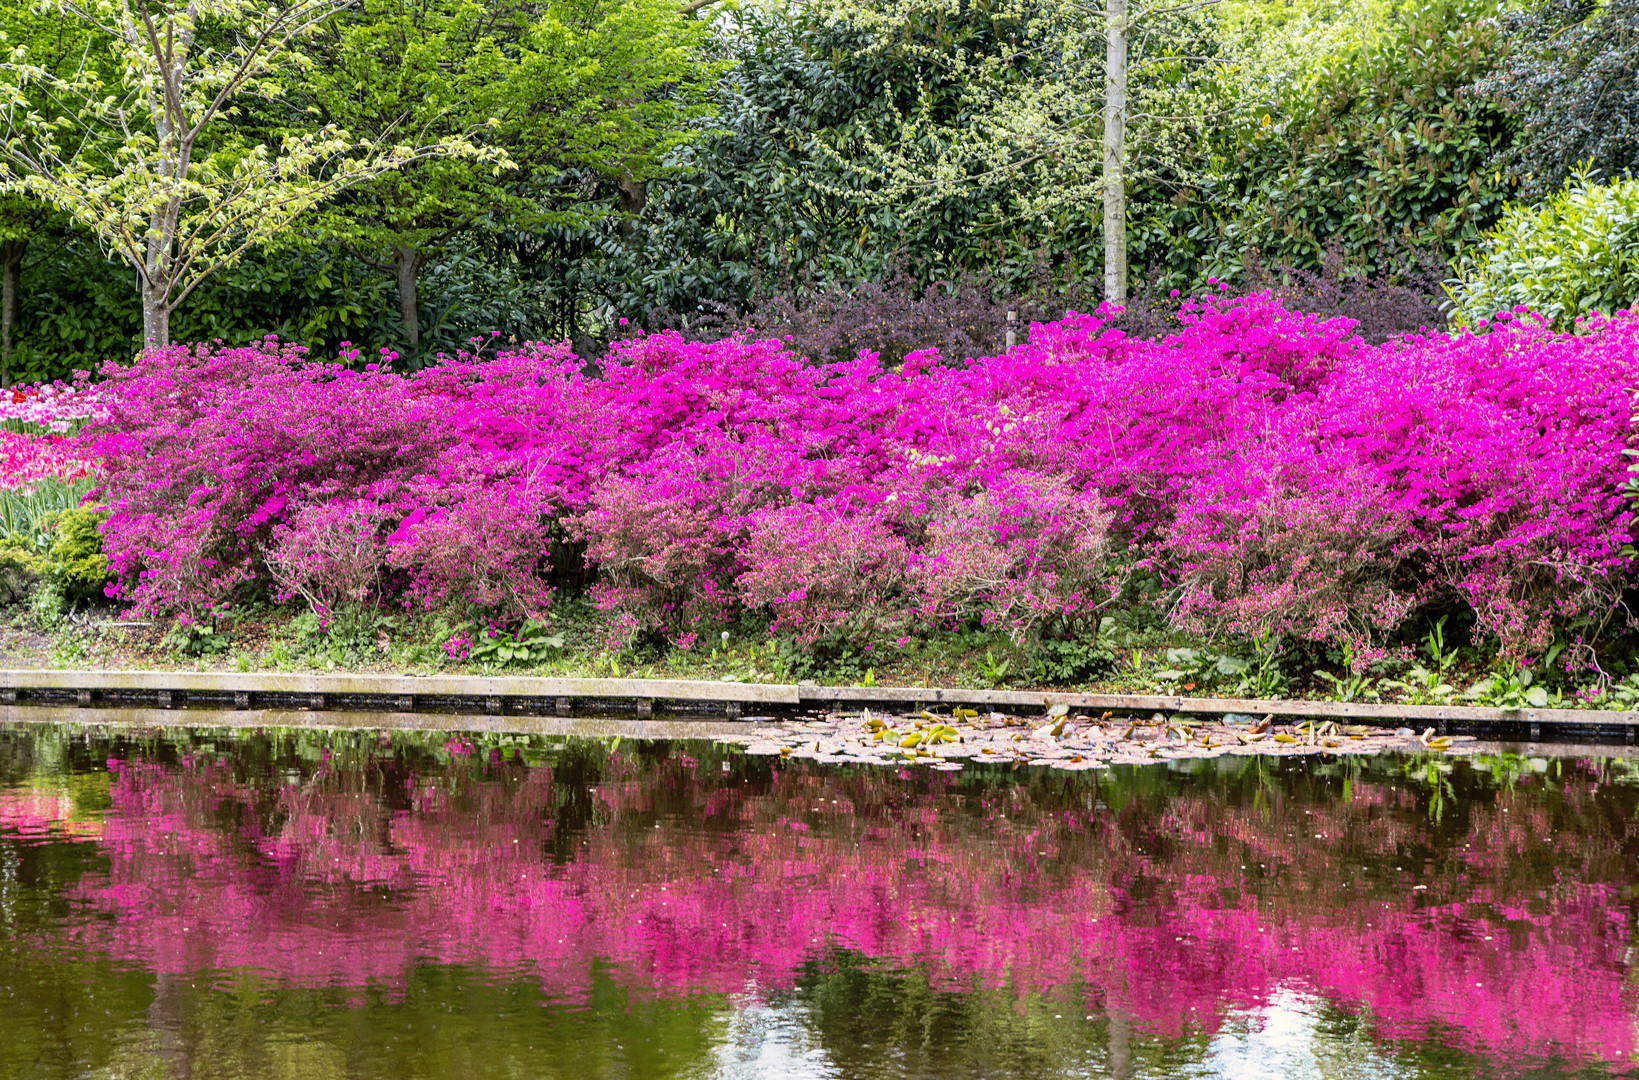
141,281,170,350
148,970,193,1079
393,245,422,350
1,239,24,386
1108,1006,1132,1079
617,178,648,241
1103,0,1129,304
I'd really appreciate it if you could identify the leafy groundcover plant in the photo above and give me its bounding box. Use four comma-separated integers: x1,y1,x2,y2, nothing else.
69,292,1639,662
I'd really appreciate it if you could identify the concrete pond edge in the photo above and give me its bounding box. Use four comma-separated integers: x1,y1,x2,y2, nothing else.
0,668,1631,741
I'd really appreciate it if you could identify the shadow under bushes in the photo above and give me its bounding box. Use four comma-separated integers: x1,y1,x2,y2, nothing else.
633,243,1449,365
1239,241,1452,345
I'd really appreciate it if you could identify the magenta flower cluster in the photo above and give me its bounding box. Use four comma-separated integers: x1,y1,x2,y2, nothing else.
74,294,1639,652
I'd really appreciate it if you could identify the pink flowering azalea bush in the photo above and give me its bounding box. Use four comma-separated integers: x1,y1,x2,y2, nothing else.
72,294,1639,655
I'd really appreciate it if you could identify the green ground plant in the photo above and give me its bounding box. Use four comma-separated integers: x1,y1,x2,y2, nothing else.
1380,618,1462,704
7,588,1634,712
462,620,566,668
1463,663,1557,709
0,478,94,554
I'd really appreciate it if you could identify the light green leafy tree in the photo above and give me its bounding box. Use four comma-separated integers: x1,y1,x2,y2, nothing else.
0,0,491,348
298,0,715,353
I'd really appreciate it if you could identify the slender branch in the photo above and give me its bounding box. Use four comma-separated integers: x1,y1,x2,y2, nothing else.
1132,0,1222,20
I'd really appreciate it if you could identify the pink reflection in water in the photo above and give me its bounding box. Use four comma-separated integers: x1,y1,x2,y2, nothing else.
5,749,1634,1070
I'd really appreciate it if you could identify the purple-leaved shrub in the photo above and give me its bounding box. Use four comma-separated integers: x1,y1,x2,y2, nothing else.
73,294,1639,654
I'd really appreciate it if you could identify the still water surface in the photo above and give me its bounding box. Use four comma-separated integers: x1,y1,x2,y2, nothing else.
0,723,1635,1079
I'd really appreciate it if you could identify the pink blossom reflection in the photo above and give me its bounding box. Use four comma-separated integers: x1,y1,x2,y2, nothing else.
3,744,1634,1073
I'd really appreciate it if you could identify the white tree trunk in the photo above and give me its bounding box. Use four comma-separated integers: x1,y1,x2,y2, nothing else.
137,50,193,352
1103,0,1129,305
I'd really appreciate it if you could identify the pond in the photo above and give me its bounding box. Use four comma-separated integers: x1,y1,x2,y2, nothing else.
0,721,1634,1079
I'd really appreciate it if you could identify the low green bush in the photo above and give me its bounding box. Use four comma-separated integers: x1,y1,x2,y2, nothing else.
0,480,109,611
0,546,45,605
47,505,110,602
1449,172,1639,329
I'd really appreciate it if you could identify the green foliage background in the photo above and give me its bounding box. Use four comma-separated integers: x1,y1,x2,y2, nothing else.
6,0,1638,376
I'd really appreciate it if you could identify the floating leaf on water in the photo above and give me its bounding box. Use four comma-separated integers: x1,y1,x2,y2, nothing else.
1273,734,1298,744
1047,703,1070,718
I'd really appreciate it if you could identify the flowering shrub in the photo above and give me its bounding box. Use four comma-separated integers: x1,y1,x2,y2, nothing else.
72,296,1639,653
265,499,391,614
738,502,911,641
909,475,1116,632
1165,309,1639,652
